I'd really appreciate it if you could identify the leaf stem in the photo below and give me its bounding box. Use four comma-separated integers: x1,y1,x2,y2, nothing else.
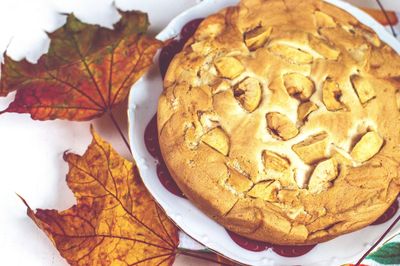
355,214,400,265
375,0,397,37
108,111,132,154
177,249,237,266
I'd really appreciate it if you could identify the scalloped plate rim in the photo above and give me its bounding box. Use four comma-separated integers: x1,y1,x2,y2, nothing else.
128,0,400,265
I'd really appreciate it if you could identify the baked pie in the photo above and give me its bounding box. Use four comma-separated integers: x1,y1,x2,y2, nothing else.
157,0,400,245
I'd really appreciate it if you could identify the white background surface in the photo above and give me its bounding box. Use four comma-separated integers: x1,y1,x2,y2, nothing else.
0,0,399,266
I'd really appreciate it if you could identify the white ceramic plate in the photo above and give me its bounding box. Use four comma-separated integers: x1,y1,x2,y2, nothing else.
128,0,400,265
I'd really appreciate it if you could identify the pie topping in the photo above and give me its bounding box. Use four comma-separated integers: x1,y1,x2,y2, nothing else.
158,0,400,245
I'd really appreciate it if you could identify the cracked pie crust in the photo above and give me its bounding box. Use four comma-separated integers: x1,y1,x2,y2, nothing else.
157,0,400,245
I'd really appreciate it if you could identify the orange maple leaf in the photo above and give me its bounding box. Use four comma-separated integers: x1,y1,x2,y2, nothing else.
361,7,398,26
0,11,162,121
20,127,179,265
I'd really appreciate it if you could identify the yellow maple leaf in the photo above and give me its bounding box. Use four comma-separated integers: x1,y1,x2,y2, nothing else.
21,127,179,266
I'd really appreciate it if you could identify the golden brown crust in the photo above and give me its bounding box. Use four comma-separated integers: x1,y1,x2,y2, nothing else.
158,0,400,245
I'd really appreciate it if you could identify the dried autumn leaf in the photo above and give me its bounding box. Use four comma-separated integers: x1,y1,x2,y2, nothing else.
0,11,162,121
360,8,398,26
21,127,179,265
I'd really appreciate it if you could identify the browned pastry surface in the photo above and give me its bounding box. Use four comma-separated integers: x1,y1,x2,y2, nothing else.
157,0,400,245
